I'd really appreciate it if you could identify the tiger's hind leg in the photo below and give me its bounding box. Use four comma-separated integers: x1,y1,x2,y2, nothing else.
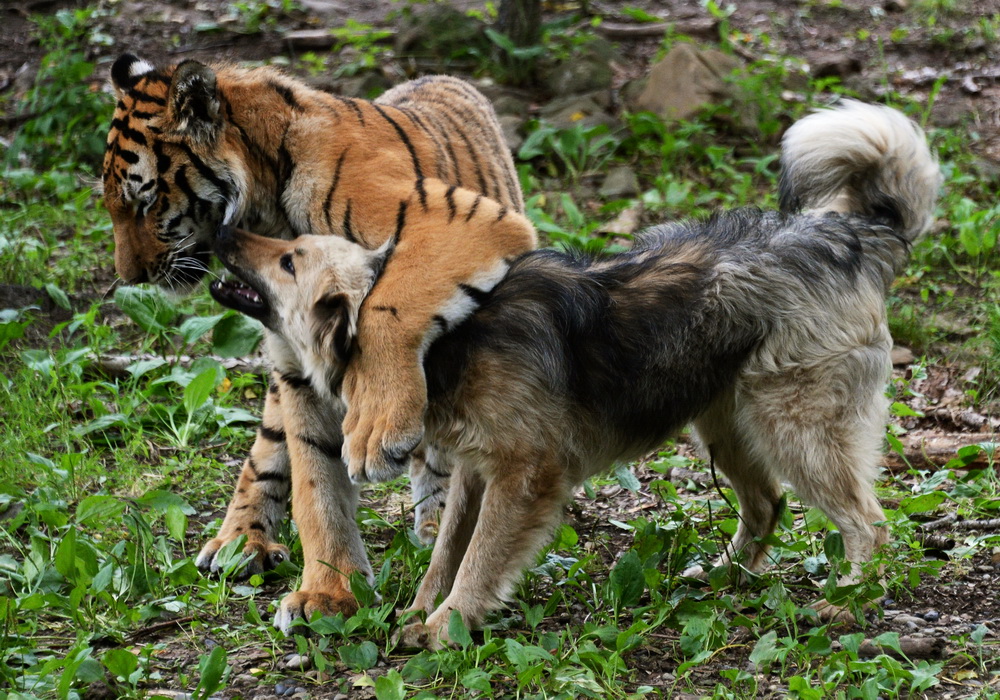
196,374,290,577
410,444,452,545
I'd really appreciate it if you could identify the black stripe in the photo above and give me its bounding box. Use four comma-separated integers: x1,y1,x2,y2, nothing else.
373,305,399,317
427,106,489,200
153,141,171,174
249,521,266,531
248,457,259,474
269,80,301,111
259,425,286,443
131,109,156,120
398,107,450,181
279,372,312,391
332,95,366,125
118,149,140,165
459,283,490,305
444,185,457,222
414,109,462,183
372,104,423,181
324,149,350,234
415,177,428,211
496,206,508,222
254,471,288,483
465,194,483,222
425,462,450,478
299,435,344,461
179,143,232,200
264,491,287,503
343,200,357,243
394,200,408,244
129,89,166,107
268,380,280,395
111,117,148,147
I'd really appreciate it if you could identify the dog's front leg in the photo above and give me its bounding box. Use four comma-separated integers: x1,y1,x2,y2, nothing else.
196,373,291,576
400,462,567,650
273,376,374,634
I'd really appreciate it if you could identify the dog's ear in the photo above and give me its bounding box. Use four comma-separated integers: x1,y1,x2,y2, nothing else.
366,237,395,283
312,291,355,366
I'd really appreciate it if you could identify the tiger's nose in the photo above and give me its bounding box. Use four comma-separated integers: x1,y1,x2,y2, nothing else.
124,269,149,285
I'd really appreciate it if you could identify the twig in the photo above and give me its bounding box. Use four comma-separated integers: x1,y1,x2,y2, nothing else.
853,635,947,660
951,518,1000,531
93,353,269,378
127,615,196,642
918,513,958,531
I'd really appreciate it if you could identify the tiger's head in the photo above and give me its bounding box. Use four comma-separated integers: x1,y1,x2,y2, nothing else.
103,54,242,290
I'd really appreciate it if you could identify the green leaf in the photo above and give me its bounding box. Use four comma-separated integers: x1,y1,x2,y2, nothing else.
609,550,645,608
461,668,492,694
76,495,125,525
114,286,177,334
212,313,263,357
615,464,641,492
373,670,405,700
194,645,228,699
54,526,78,580
137,489,195,515
180,313,226,346
338,641,378,671
44,283,71,310
749,631,779,666
823,531,845,561
102,648,139,681
448,608,473,649
165,504,188,542
900,491,947,516
184,366,219,415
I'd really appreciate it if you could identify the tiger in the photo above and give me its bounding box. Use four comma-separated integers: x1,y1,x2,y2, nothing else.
102,53,536,622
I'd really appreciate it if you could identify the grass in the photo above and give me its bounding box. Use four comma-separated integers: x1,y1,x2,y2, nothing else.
2,3,1000,699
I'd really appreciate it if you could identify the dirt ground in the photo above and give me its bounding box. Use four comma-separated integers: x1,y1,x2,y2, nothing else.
3,0,1000,698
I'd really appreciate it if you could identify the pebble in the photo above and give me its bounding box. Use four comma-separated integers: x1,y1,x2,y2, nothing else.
881,598,895,608
283,653,312,671
923,609,940,622
895,614,927,627
333,695,348,700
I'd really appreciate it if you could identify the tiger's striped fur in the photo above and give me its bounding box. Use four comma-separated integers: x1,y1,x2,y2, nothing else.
103,54,535,616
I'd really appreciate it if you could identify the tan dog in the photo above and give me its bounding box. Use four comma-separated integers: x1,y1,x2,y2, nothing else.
210,102,940,648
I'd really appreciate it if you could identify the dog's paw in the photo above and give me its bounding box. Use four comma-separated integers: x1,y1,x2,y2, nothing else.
396,618,451,651
196,534,289,578
274,590,360,635
812,599,860,625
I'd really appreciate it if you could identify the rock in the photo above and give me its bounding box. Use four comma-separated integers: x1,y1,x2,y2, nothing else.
811,54,862,79
395,5,487,59
891,346,915,366
297,0,351,15
629,43,743,122
538,93,617,130
283,653,312,671
284,29,335,51
895,614,928,627
491,93,530,118
924,610,941,622
599,166,639,199
540,39,617,96
603,202,644,236
498,114,524,153
338,72,391,99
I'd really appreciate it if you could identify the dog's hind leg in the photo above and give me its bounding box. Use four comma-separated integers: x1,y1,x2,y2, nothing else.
400,459,568,650
409,444,452,545
739,346,891,615
689,392,785,579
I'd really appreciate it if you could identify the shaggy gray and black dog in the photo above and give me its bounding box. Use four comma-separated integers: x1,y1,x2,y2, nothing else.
209,101,941,648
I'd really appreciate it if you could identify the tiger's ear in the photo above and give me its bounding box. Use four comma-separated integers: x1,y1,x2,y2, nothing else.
110,54,157,93
312,291,356,367
166,60,221,144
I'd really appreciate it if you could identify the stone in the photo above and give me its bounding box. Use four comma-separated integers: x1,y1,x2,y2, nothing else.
891,346,915,366
895,614,928,627
395,5,487,59
498,114,524,153
538,94,617,130
924,609,941,622
603,202,644,236
599,166,639,199
629,43,742,122
541,37,617,97
284,29,335,51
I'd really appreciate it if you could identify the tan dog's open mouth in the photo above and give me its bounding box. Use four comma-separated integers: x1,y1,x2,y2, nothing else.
209,278,269,320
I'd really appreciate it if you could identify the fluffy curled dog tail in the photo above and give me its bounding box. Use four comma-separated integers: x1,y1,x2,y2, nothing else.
778,100,941,242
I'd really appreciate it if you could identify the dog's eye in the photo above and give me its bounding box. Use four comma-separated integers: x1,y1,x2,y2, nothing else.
280,253,295,277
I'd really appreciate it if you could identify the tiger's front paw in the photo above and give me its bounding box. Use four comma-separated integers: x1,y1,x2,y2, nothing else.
274,590,360,635
342,367,426,484
196,533,289,578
